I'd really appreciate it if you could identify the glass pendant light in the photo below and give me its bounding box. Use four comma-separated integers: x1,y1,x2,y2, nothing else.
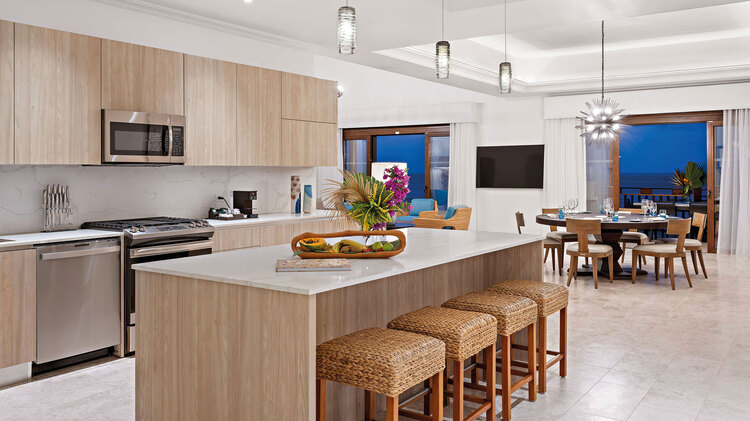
499,0,511,93
436,0,450,79
337,1,356,55
576,21,626,144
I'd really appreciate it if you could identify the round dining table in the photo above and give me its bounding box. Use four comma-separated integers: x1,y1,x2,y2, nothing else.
536,212,677,279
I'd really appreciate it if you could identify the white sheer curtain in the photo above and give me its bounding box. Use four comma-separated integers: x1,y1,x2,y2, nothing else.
543,118,587,209
448,123,478,230
718,109,750,256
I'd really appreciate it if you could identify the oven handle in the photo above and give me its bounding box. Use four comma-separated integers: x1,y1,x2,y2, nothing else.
40,245,121,261
129,240,213,258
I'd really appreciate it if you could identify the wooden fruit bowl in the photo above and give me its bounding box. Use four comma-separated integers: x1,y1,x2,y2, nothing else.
291,230,406,259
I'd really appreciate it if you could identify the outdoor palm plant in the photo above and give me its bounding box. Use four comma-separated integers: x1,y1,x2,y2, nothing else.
671,161,705,200
322,170,405,231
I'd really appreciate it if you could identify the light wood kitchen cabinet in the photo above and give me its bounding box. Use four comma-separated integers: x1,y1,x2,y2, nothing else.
212,226,261,252
0,21,13,165
185,56,237,166
281,73,337,124
101,39,184,115
0,249,36,369
281,119,337,166
14,24,101,165
236,65,282,166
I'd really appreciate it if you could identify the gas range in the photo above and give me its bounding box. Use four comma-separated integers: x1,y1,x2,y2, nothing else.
82,216,214,246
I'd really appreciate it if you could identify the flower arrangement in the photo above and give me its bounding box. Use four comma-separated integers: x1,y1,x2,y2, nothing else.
382,165,412,228
671,161,705,201
322,170,407,231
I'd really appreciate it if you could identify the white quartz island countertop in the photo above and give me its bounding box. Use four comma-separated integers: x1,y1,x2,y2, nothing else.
133,229,544,295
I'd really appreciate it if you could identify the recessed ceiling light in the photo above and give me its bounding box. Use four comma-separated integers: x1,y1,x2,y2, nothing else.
243,0,252,3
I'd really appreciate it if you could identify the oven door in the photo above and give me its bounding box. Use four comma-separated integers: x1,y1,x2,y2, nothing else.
124,239,213,354
103,110,172,164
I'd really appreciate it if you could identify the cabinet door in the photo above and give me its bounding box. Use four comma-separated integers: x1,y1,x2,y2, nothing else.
185,56,237,166
0,249,36,369
212,227,260,252
102,39,183,115
281,120,337,166
0,21,12,164
237,65,281,166
14,24,101,165
281,73,337,124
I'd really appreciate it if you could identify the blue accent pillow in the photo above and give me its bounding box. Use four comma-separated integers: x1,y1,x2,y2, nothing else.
445,205,468,220
397,215,414,223
409,199,436,216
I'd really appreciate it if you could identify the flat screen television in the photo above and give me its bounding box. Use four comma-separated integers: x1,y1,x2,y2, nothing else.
476,145,544,188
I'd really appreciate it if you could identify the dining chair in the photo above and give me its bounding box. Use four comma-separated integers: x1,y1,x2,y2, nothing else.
517,212,562,272
565,218,614,289
542,208,577,276
617,208,649,267
632,218,692,290
657,212,708,279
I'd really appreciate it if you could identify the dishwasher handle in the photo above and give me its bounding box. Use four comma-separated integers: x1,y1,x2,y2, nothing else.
39,245,121,261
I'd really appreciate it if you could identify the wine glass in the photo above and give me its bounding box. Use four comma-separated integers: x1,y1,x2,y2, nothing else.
572,198,579,213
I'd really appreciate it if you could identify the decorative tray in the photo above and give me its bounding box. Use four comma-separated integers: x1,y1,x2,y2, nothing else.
290,230,406,259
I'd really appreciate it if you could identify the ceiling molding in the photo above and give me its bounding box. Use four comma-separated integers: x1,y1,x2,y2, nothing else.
87,0,322,52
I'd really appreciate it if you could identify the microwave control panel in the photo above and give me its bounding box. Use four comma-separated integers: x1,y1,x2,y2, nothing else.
172,126,184,157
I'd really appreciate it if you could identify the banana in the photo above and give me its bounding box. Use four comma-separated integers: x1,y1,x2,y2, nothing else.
340,239,366,253
332,241,343,253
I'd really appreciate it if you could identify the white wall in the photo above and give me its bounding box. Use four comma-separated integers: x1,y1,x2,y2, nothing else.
314,56,548,234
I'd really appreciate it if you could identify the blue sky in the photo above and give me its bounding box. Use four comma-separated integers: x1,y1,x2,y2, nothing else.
619,123,707,174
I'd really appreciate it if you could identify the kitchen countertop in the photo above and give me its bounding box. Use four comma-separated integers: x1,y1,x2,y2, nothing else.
0,229,123,251
207,210,332,229
133,229,544,295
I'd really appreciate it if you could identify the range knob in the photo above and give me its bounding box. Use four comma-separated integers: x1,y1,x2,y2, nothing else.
189,222,196,228
139,226,146,232
129,226,138,233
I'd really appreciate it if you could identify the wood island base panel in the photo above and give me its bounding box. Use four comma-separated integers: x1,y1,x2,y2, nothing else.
135,230,542,420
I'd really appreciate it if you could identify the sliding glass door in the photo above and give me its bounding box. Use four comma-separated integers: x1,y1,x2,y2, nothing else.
707,121,723,253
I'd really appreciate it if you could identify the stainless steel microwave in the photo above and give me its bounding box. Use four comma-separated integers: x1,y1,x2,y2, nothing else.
102,110,185,164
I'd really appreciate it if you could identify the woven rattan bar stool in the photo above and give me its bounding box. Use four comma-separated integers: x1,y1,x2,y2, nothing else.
316,327,445,421
443,292,538,421
487,280,569,394
387,306,497,421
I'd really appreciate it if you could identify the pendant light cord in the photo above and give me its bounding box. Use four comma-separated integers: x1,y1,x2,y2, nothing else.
601,20,605,102
442,0,445,40
504,0,508,61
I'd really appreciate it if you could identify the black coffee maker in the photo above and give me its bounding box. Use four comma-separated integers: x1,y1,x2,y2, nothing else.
233,191,259,218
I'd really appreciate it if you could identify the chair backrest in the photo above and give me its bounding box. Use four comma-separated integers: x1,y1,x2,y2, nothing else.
692,212,707,241
565,218,601,253
446,207,472,230
409,199,437,216
689,203,707,217
666,218,691,253
542,208,559,231
445,205,468,219
515,212,525,234
618,207,641,214
657,202,676,216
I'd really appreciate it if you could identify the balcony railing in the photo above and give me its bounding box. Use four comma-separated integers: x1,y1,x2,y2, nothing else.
620,186,705,207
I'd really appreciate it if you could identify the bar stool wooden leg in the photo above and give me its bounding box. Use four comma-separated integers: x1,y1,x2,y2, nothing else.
453,359,465,421
386,396,398,421
430,372,444,421
655,257,660,281
560,307,567,378
528,322,537,402
538,316,547,394
484,343,496,420
365,390,375,420
316,379,325,421
500,335,511,421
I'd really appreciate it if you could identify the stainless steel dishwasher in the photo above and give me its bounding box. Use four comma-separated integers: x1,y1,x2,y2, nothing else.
35,238,121,365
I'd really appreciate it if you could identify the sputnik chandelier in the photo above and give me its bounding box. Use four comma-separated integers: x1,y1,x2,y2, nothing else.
577,20,626,144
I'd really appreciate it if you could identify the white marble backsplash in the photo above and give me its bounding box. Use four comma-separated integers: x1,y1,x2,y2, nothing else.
0,165,317,235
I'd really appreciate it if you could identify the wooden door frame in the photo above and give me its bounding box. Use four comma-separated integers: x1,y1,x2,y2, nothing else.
706,121,722,253
342,125,450,199
612,110,723,252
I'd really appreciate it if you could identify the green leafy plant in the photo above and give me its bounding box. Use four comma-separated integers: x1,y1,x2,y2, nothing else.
671,161,704,199
321,170,405,231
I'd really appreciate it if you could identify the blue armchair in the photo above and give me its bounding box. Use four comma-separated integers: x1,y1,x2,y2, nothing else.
397,199,438,223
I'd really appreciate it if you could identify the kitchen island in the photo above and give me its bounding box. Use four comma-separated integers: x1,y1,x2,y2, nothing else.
133,229,543,420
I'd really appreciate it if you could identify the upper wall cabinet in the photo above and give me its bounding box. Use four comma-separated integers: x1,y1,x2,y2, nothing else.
102,40,184,115
15,24,101,165
185,55,237,166
0,21,13,164
281,120,337,167
281,73,337,124
237,65,282,166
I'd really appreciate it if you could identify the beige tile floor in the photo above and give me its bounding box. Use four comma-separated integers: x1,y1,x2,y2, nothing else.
0,248,749,420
